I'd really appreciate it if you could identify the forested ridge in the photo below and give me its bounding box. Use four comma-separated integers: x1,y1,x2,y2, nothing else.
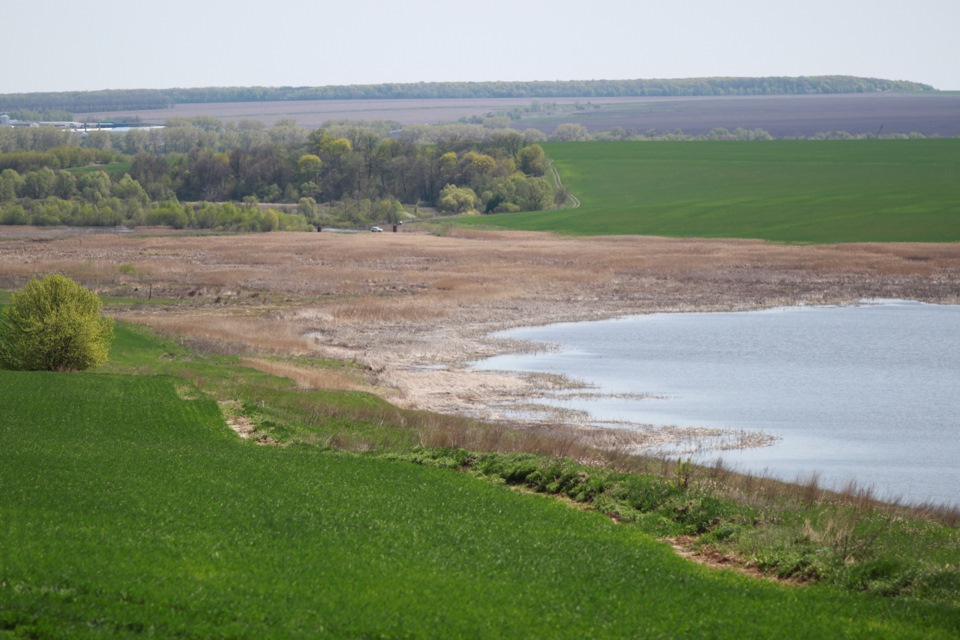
0,76,935,115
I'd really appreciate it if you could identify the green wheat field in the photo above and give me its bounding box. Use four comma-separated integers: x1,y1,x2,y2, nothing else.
465,140,960,242
2,323,958,638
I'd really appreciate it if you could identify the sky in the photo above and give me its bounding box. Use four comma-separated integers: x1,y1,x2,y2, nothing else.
2,0,957,94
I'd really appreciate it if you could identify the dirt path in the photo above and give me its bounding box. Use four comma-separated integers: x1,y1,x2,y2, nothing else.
550,163,580,208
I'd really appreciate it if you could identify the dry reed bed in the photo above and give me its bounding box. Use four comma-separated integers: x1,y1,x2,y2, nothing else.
238,357,373,393
3,227,959,444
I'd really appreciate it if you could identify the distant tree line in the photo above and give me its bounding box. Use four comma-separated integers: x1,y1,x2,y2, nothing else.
4,109,75,122
0,89,175,115
0,76,935,115
0,119,557,230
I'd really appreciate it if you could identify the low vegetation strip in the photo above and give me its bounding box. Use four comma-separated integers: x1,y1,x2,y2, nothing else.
1,325,959,637
463,140,960,242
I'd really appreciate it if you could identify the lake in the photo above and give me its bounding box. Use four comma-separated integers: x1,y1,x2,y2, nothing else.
474,300,960,507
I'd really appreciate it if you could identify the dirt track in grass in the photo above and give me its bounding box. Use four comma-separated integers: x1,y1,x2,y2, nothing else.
3,226,959,451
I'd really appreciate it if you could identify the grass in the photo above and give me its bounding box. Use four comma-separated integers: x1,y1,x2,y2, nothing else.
420,451,960,600
460,140,960,242
96,322,419,451
3,332,960,638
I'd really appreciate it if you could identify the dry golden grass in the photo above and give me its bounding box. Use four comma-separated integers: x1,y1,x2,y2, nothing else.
6,228,959,307
118,311,316,355
324,297,451,323
239,357,370,392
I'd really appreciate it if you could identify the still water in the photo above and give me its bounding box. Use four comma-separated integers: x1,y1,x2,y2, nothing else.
474,301,960,507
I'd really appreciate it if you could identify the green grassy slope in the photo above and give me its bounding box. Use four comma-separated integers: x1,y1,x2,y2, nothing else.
1,372,957,637
463,140,960,242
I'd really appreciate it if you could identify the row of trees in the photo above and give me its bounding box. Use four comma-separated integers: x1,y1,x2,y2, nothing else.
0,167,145,202
0,119,559,229
139,123,553,212
0,183,315,231
0,146,120,171
0,76,935,114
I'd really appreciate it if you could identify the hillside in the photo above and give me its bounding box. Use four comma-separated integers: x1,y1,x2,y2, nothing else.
2,366,958,638
461,140,960,242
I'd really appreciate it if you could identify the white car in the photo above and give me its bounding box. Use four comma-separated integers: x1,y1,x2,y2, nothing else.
370,226,383,232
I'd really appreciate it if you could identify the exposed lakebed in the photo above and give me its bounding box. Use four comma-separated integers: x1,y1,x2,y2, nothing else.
474,300,960,507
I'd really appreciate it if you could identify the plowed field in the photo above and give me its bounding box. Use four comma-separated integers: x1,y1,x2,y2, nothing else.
82,93,960,137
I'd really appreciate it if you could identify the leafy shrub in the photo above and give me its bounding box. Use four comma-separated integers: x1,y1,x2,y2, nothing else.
471,453,542,485
437,184,480,214
0,274,114,371
613,475,681,511
662,495,731,535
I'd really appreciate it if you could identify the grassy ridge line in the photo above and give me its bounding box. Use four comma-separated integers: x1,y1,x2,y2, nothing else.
1,374,956,636
461,140,960,242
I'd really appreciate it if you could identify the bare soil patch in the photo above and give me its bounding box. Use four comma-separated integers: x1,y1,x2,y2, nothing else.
520,93,960,138
219,400,280,446
80,97,645,129
3,226,958,451
667,536,803,584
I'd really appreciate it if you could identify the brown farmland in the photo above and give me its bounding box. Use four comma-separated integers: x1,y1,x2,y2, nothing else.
83,93,960,137
516,93,960,138
3,226,959,452
81,97,641,128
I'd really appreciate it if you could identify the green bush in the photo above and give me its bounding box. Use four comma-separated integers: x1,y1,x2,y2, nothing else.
471,452,542,484
0,274,114,371
662,495,730,534
614,475,681,511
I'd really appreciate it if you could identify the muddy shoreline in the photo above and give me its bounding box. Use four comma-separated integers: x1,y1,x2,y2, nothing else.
2,226,958,454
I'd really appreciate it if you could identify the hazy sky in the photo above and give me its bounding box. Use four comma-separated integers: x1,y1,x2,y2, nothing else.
2,0,957,94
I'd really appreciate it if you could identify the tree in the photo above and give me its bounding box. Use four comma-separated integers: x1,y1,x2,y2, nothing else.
460,152,497,189
22,168,56,199
0,168,23,201
297,197,319,219
437,184,480,214
514,176,554,211
260,209,280,232
181,151,231,201
76,170,112,203
84,130,113,151
312,133,352,160
550,123,590,141
517,144,547,176
130,153,169,198
112,174,149,205
122,128,150,154
53,171,77,199
0,274,114,371
296,154,323,184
